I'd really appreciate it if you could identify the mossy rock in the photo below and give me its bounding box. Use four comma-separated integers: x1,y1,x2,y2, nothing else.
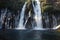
42,5,53,13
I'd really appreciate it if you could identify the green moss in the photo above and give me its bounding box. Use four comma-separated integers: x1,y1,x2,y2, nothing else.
42,5,53,13
41,0,60,13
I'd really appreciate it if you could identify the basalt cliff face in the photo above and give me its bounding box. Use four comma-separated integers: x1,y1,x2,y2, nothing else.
41,0,60,29
0,0,60,30
0,0,33,29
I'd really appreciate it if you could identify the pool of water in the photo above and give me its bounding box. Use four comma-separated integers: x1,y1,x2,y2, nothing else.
0,30,60,40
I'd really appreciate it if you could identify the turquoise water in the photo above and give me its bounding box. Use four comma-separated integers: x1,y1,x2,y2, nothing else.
0,30,60,40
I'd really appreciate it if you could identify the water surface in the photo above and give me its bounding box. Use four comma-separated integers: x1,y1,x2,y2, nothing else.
0,30,60,40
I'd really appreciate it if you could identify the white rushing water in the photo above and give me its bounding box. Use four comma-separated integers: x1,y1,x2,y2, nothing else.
32,0,44,30
15,2,27,30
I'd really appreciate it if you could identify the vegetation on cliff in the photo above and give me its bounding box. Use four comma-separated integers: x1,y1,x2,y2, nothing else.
40,0,60,13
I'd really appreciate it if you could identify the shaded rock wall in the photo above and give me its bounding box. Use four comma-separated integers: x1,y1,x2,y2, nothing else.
40,0,60,28
40,0,60,12
0,0,33,29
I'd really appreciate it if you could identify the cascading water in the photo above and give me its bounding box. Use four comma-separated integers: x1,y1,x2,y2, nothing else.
45,13,49,28
52,15,58,29
15,2,27,30
32,0,44,30
1,0,58,30
0,8,7,29
53,15,57,26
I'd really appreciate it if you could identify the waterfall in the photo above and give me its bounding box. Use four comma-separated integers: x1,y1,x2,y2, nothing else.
45,13,49,28
32,0,44,30
15,2,27,30
0,8,7,29
52,15,58,29
53,25,60,30
1,8,7,22
53,15,57,27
